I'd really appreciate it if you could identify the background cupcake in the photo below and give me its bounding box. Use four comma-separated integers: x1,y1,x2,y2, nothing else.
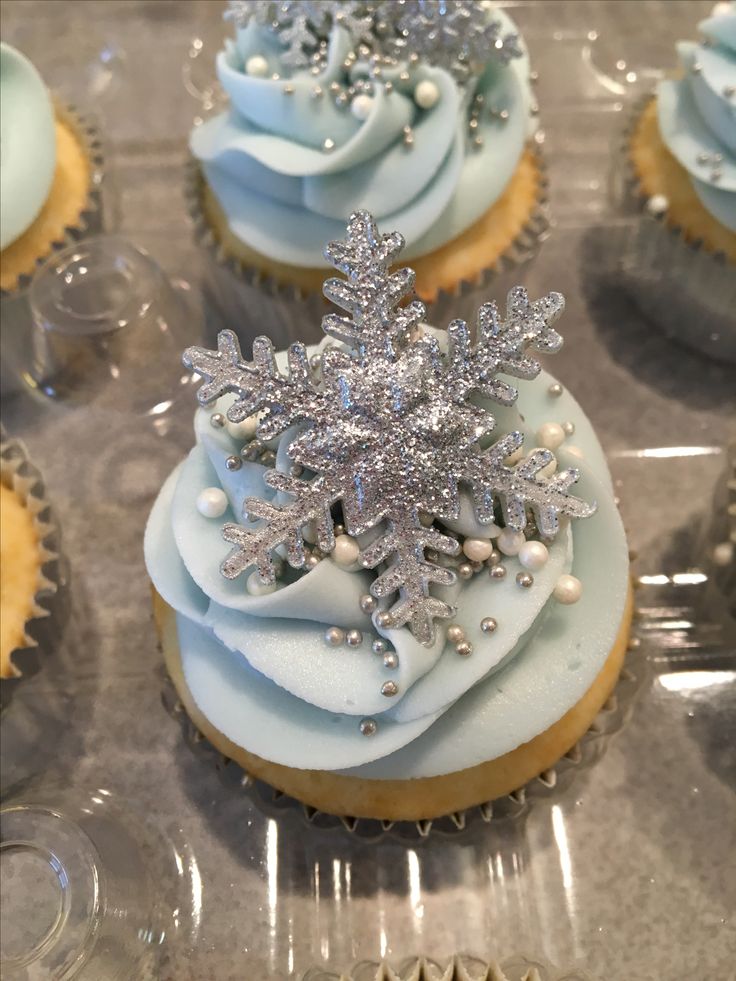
188,0,546,343
0,43,104,390
617,4,736,361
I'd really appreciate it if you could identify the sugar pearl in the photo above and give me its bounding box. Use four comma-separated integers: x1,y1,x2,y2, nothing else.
646,194,669,217
325,626,345,647
375,611,391,628
360,717,377,736
489,563,507,580
383,652,399,670
480,616,498,633
554,574,582,604
227,415,258,441
196,487,228,518
536,422,566,450
246,55,269,77
446,624,465,643
414,79,440,109
372,638,387,654
561,421,575,437
210,412,226,428
359,594,377,614
346,629,363,647
462,537,493,562
333,534,360,566
246,571,278,595
350,94,374,120
458,562,474,580
516,571,534,589
225,455,242,471
518,540,549,571
497,528,525,556
456,640,473,656
548,383,563,398
381,680,399,697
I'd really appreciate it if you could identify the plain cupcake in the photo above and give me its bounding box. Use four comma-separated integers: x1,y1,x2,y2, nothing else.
187,0,547,340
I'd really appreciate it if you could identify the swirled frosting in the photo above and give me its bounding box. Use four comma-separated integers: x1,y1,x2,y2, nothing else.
657,6,736,232
190,6,537,266
0,43,56,251
145,339,628,779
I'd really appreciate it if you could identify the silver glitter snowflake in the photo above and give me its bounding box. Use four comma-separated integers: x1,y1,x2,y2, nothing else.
183,211,593,646
225,0,521,79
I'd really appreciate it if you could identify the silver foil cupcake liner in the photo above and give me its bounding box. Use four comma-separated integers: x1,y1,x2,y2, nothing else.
0,102,106,394
161,626,645,842
0,431,65,692
301,953,595,981
611,93,736,364
184,145,549,351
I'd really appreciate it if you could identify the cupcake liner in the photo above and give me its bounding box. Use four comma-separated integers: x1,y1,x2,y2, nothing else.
185,144,550,349
0,101,106,394
611,94,736,364
301,953,595,981
0,430,65,692
161,627,645,842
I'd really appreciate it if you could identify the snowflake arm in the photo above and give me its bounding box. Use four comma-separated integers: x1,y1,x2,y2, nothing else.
183,331,326,438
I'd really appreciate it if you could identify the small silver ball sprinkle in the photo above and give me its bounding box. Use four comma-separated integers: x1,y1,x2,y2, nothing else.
375,611,391,628
383,652,399,670
359,594,377,614
458,562,474,580
289,463,304,477
490,564,507,580
210,412,226,428
225,454,242,471
325,626,345,647
456,640,473,656
562,421,575,436
360,717,377,736
305,554,320,570
381,680,398,697
260,450,277,466
548,383,563,398
516,571,534,588
346,629,363,647
446,624,465,644
371,638,387,655
480,616,498,634
333,523,345,536
487,549,501,567
323,137,336,153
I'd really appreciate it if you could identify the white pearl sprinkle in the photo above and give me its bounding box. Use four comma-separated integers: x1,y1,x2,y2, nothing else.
462,537,493,562
536,422,566,450
554,574,582,604
497,528,526,556
196,487,228,518
246,571,278,596
646,194,669,217
519,540,549,571
350,93,374,120
333,534,360,566
246,55,269,77
226,415,258,441
414,79,440,109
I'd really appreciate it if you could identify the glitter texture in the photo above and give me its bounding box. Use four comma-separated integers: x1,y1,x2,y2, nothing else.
183,211,593,646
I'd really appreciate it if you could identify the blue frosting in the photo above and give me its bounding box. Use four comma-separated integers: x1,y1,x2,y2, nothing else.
144,343,628,777
190,7,537,266
657,7,736,232
0,43,56,250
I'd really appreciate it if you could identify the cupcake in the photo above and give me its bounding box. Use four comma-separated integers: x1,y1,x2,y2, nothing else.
0,434,59,680
620,4,736,361
146,210,631,821
188,0,545,341
0,43,104,390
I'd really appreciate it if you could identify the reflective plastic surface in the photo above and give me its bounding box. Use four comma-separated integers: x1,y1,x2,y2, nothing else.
1,3,734,980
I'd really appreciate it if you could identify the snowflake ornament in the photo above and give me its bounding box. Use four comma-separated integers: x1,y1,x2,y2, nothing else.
225,0,521,80
183,211,593,646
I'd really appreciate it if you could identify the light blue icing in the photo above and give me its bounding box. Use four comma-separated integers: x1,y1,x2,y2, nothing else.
656,8,736,232
190,7,537,267
0,43,56,250
144,359,628,776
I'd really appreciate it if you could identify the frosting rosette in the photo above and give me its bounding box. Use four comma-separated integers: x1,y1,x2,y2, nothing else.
190,1,539,268
657,5,736,232
145,212,629,795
